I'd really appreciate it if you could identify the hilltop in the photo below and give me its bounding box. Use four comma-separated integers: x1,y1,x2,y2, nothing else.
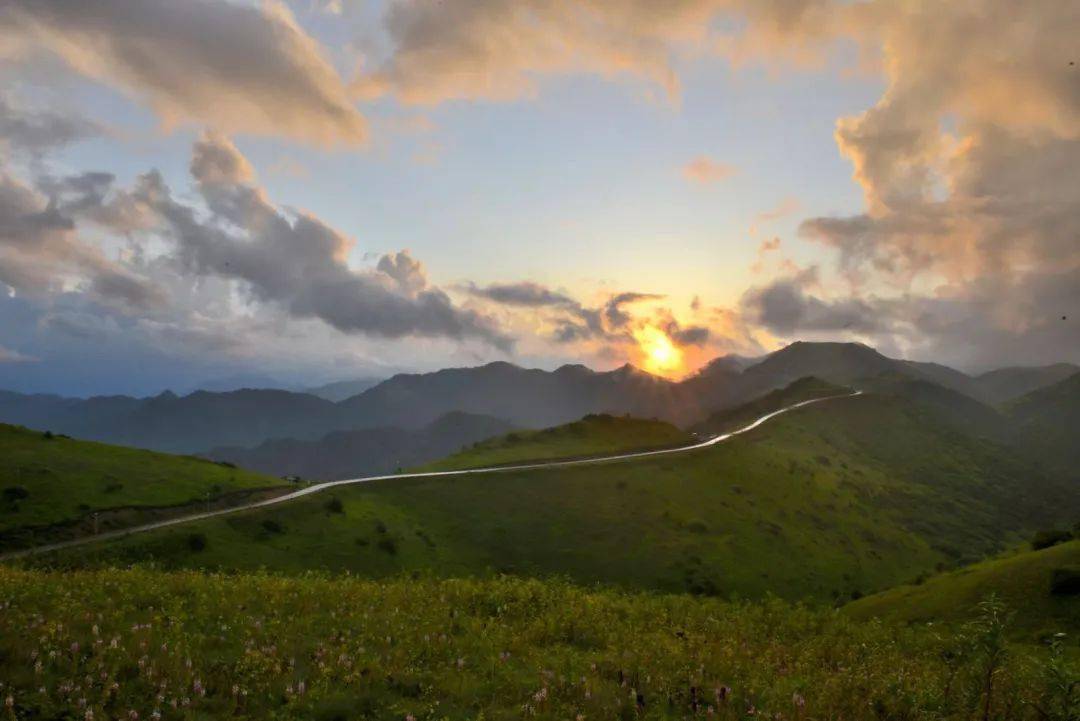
422,413,692,471
0,423,284,552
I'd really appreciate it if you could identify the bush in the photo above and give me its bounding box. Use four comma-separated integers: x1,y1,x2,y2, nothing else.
187,533,207,552
261,519,285,535
1032,528,1073,550
3,486,29,502
377,537,398,555
324,497,344,514
1050,567,1080,596
103,481,124,494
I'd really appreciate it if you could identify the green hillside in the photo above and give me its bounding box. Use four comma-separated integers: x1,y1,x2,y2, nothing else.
0,567,1072,721
692,376,847,436
32,392,1076,603
0,423,285,551
1006,371,1080,472
846,540,1080,641
422,413,692,471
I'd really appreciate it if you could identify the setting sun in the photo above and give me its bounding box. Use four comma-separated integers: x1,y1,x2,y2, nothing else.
633,325,684,377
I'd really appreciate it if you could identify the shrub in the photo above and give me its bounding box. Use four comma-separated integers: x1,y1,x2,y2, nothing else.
1050,567,1080,596
377,537,398,555
187,533,207,552
324,497,344,514
261,519,285,535
42,430,54,440
103,481,124,494
1032,528,1073,550
2,486,29,502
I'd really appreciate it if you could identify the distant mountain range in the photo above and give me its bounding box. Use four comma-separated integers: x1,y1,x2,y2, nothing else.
0,342,1075,460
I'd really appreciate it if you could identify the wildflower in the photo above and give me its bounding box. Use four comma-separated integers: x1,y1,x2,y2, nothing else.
128,711,139,720
792,693,805,709
456,657,465,669
84,711,93,721
4,695,13,709
152,711,161,720
92,625,99,636
406,716,416,721
71,641,80,655
297,680,306,696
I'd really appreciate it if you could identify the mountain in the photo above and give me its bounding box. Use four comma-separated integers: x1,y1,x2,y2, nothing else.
0,342,1074,454
205,412,516,480
1004,371,1080,473
975,363,1080,403
0,422,284,552
53,386,1078,601
306,376,385,402
335,360,693,429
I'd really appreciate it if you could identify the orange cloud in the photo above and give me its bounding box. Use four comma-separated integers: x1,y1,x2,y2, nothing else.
683,156,738,184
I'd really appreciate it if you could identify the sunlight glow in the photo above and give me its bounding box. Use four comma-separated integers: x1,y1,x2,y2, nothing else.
633,325,684,377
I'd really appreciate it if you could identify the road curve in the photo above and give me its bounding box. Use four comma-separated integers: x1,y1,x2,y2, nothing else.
2,391,862,561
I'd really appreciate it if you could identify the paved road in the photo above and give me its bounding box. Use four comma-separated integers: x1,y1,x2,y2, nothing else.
1,391,861,560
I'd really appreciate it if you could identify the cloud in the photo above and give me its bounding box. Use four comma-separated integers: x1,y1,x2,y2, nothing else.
740,267,883,337
353,0,844,106
0,96,100,156
682,156,738,184
0,345,35,363
464,281,578,308
0,170,165,310
128,131,512,350
2,0,367,146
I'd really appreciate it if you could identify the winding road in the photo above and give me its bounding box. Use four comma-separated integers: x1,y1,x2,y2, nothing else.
2,391,861,560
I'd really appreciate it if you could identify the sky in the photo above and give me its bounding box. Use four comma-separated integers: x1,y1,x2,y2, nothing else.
0,0,1077,396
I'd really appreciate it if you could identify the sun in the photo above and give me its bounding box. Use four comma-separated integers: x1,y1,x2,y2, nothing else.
632,325,684,377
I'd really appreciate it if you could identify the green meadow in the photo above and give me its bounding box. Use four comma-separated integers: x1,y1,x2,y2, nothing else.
1,566,1076,721
0,424,285,552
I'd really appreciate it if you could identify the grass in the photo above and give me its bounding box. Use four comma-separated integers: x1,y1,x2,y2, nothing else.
0,423,285,551
692,377,848,436
0,566,1076,720
29,393,1077,604
421,414,692,471
846,540,1080,641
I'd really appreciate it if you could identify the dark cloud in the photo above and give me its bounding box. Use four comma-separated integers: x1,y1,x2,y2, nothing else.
740,268,883,336
129,132,512,351
465,281,578,308
0,171,165,309
0,96,99,156
2,0,367,146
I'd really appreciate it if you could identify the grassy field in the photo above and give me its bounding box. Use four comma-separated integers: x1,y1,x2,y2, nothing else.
422,414,692,471
30,393,1076,603
0,566,1075,720
0,423,285,551
847,540,1080,641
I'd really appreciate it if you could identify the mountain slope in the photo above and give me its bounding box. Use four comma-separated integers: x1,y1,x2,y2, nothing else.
42,391,1077,601
0,423,284,552
206,412,516,480
976,363,1080,403
306,376,384,402
846,540,1080,640
422,414,692,471
1005,371,1080,473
